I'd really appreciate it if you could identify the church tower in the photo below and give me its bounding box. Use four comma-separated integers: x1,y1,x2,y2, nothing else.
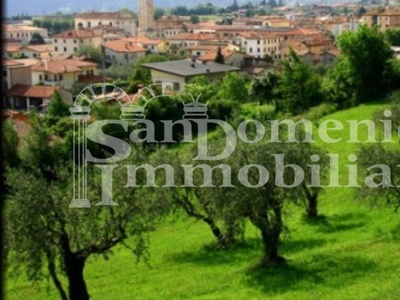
138,0,156,36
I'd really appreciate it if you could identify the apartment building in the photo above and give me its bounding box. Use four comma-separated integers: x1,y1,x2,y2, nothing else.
3,24,48,44
75,11,137,36
52,29,102,57
363,8,400,30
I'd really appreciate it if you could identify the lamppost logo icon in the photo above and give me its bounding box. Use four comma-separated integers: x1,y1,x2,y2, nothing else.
182,94,208,120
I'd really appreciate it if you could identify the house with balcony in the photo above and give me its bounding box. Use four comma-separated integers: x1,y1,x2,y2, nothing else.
3,43,54,59
101,39,147,65
122,37,165,54
30,57,98,89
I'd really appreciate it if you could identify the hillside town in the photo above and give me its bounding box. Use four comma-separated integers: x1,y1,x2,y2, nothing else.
3,1,400,112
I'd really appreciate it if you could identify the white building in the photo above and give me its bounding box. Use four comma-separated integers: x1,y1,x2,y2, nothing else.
75,11,137,36
102,39,147,65
234,32,284,60
331,21,360,38
3,24,48,44
52,29,102,57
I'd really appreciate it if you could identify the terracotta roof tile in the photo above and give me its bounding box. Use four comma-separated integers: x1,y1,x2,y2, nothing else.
23,44,54,52
102,40,147,53
6,84,58,98
198,47,251,61
123,37,162,45
31,58,97,74
53,29,101,39
4,25,47,32
76,11,134,19
168,33,217,41
4,44,22,53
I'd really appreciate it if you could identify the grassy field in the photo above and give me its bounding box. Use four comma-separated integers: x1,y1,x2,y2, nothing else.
6,103,400,299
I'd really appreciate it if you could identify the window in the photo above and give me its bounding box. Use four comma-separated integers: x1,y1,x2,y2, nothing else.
73,39,77,43
173,82,180,91
44,74,48,81
74,47,77,52
3,70,7,77
63,39,66,43
257,48,260,53
249,47,253,53
257,40,260,45
54,39,58,43
39,75,43,81
55,46,58,51
64,47,67,52
59,74,63,80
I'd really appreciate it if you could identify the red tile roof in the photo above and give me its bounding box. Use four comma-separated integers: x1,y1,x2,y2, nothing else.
3,59,39,67
198,47,251,61
53,29,101,38
23,44,54,52
77,74,112,83
31,58,97,74
4,44,21,53
123,37,163,45
7,84,58,98
168,33,217,41
102,40,147,53
76,11,134,19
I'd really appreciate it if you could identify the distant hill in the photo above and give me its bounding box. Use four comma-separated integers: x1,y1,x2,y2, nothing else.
6,0,242,18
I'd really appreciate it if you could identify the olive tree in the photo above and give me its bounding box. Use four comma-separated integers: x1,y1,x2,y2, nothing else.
5,116,166,300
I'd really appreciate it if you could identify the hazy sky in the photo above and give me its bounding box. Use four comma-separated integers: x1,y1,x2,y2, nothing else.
6,0,138,16
5,0,232,17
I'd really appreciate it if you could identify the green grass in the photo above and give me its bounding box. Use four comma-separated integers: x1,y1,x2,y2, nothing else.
6,103,400,300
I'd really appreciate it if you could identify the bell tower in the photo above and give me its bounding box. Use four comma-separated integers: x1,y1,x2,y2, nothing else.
138,0,156,36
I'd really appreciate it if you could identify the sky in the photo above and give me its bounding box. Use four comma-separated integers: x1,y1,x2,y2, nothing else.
6,0,139,17
5,0,234,17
